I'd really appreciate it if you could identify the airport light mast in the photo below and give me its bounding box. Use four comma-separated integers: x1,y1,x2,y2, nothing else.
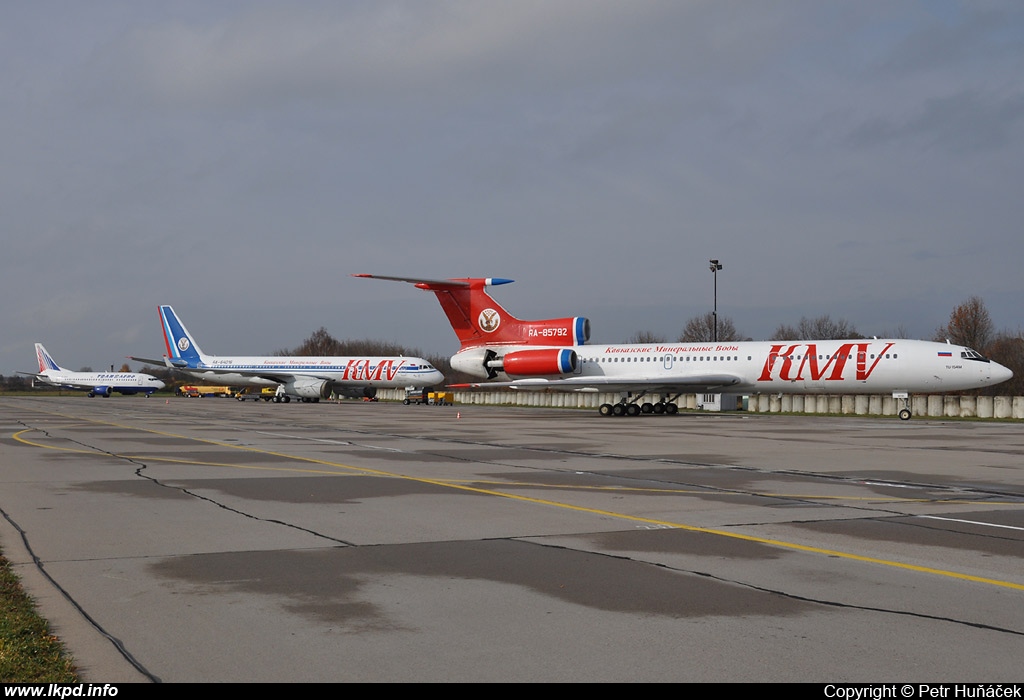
709,259,723,342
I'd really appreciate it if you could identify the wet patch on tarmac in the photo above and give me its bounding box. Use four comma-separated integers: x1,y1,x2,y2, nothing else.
840,471,1024,498
601,467,819,491
149,539,814,626
429,448,559,462
480,471,649,488
146,475,485,503
110,437,198,446
474,470,787,505
640,454,742,465
793,514,1024,557
147,450,303,464
344,449,453,463
588,528,787,560
70,479,195,500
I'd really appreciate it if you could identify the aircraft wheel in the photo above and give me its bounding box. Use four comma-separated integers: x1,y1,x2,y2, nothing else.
898,408,911,421
599,403,614,416
626,403,641,416
612,403,626,416
665,403,678,415
652,402,665,414
88,392,94,398
640,402,654,414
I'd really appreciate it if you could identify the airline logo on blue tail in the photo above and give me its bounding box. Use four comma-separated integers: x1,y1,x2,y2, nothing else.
36,345,60,372
160,306,203,366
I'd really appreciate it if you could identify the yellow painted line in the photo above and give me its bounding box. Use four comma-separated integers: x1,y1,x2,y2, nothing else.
10,418,1024,592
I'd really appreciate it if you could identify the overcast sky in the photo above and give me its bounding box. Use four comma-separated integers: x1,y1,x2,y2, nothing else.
3,1,1023,374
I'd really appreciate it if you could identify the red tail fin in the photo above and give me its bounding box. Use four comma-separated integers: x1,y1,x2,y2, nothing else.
353,275,590,348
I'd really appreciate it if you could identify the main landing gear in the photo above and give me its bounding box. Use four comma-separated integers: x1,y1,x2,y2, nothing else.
598,392,681,417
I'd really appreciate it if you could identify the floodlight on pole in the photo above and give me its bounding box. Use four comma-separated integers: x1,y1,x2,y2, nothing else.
709,259,723,342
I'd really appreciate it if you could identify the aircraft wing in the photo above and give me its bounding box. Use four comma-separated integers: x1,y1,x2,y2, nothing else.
351,274,471,289
237,370,337,383
449,374,750,393
129,356,172,367
17,372,83,389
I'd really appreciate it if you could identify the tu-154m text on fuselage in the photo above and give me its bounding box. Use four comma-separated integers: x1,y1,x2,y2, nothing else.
354,275,1013,419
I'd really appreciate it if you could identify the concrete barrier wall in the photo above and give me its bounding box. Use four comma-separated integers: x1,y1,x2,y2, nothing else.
372,388,1024,418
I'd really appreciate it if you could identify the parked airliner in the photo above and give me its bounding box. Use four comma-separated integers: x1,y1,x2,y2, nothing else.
354,275,1013,418
132,306,444,402
20,344,165,397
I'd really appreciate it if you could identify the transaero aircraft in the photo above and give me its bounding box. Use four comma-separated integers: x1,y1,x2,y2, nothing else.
132,306,444,402
354,275,1013,419
19,343,165,397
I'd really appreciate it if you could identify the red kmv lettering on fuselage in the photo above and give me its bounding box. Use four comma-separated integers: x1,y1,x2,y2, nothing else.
757,342,895,383
341,359,405,382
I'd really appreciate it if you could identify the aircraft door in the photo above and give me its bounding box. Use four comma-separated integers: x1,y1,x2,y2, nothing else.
663,354,674,371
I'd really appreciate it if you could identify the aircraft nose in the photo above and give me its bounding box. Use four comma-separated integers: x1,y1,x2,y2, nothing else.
992,362,1014,385
155,380,167,389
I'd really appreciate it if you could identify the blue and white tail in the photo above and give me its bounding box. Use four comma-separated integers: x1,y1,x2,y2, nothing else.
35,343,64,373
159,306,208,368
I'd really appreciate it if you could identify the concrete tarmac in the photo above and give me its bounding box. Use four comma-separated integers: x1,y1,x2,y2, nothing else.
1,396,1022,682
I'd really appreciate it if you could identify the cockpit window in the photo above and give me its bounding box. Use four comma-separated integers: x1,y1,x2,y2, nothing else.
961,349,990,363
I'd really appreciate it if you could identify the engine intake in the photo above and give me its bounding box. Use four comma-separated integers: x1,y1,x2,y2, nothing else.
283,378,335,399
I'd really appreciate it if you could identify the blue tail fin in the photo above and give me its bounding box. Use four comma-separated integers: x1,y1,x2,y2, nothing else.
159,306,206,367
35,343,63,372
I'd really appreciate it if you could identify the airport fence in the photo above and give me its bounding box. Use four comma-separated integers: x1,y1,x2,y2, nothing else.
372,388,1024,419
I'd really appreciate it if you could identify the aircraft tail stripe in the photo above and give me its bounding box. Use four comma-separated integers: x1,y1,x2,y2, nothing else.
36,344,61,372
160,307,176,359
158,305,203,365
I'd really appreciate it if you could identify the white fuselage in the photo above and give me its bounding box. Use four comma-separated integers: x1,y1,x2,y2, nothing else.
472,338,1012,394
37,371,165,393
179,356,445,389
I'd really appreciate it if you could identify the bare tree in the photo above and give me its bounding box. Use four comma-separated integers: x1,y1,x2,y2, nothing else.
933,295,994,350
276,328,424,358
877,325,911,339
627,330,667,344
985,331,1024,396
772,315,861,340
678,312,742,342
278,327,339,356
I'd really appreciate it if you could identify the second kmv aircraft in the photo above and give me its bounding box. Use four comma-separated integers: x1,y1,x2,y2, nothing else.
355,275,1013,419
135,305,444,402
